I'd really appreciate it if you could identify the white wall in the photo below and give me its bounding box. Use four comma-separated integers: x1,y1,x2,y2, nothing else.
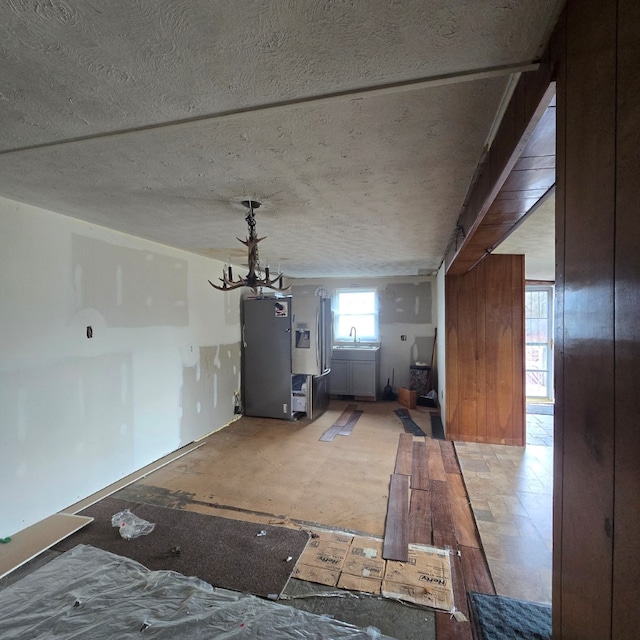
436,264,446,429
291,276,437,394
0,197,242,537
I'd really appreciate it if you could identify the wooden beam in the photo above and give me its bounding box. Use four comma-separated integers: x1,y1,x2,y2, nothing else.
444,47,556,274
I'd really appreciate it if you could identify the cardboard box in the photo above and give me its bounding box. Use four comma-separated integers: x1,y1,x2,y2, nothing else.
398,387,417,409
382,544,454,612
293,529,353,587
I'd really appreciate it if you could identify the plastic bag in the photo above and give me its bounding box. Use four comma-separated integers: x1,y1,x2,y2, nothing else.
111,509,155,540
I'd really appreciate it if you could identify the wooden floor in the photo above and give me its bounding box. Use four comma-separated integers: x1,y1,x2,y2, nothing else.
115,399,495,639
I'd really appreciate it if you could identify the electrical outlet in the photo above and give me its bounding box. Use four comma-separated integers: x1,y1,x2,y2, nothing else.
401,335,407,341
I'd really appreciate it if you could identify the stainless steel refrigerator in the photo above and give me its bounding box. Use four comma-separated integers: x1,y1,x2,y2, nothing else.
242,295,332,420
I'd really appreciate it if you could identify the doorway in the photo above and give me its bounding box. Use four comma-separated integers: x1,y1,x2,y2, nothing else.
525,284,554,402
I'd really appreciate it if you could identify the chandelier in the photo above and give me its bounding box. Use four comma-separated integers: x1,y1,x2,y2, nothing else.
208,200,289,294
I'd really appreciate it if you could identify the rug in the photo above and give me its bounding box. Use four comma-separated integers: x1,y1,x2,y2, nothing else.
55,496,309,598
469,591,551,640
393,409,427,437
430,413,445,440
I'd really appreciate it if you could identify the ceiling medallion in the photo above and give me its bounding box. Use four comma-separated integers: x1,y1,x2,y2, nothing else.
209,200,289,294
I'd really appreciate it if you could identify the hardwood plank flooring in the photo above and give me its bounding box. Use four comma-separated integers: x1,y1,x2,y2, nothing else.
394,433,414,475
426,438,448,481
383,432,493,639
411,440,430,490
338,410,362,436
382,473,409,562
447,473,482,549
408,488,431,544
439,440,460,475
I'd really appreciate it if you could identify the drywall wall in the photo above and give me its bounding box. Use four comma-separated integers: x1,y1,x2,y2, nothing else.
291,276,436,394
0,196,242,537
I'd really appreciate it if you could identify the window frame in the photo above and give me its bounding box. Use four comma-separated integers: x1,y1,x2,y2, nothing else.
333,288,379,343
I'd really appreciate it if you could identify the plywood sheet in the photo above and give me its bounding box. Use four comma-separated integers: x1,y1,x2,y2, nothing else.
0,513,93,579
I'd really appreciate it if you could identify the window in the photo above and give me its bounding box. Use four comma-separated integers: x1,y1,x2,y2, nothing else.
334,289,378,342
525,285,554,400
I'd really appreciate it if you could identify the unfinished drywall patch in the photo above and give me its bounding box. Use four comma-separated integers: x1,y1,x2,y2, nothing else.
379,282,432,324
0,353,133,535
72,234,188,327
180,343,241,442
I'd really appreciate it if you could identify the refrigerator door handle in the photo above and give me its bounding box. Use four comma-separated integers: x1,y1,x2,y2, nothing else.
242,324,247,348
316,308,320,370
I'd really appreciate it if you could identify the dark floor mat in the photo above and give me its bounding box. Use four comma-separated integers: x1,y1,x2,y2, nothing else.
393,408,427,437
469,591,551,640
430,413,445,440
55,496,309,598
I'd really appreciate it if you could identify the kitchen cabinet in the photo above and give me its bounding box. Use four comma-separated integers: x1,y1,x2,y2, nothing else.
330,347,379,401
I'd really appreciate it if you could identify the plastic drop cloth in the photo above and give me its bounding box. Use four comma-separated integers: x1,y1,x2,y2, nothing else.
0,544,396,639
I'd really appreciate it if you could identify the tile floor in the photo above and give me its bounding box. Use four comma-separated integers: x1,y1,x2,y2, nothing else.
455,410,554,605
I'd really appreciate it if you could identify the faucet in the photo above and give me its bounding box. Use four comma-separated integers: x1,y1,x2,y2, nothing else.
349,326,357,344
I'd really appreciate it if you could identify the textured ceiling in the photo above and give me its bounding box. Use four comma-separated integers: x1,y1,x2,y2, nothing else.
0,0,563,278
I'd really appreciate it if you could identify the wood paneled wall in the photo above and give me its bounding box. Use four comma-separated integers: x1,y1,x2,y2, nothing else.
445,254,525,445
554,1,640,638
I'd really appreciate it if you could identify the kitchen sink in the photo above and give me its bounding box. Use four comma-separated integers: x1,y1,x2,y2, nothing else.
333,344,379,350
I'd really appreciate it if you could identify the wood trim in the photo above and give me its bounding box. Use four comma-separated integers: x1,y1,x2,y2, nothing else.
612,1,640,635
444,49,557,274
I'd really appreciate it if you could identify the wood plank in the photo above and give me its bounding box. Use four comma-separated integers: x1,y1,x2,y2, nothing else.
394,433,414,476
511,254,526,446
320,404,358,441
408,489,432,545
459,545,495,595
334,404,358,426
447,473,482,549
426,439,447,481
557,2,617,638
445,276,460,439
411,441,429,490
338,409,362,436
382,474,409,562
435,553,473,640
439,441,460,475
457,267,479,439
430,479,457,549
612,2,640,637
319,424,343,442
0,513,93,579
552,9,566,636
475,261,488,443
